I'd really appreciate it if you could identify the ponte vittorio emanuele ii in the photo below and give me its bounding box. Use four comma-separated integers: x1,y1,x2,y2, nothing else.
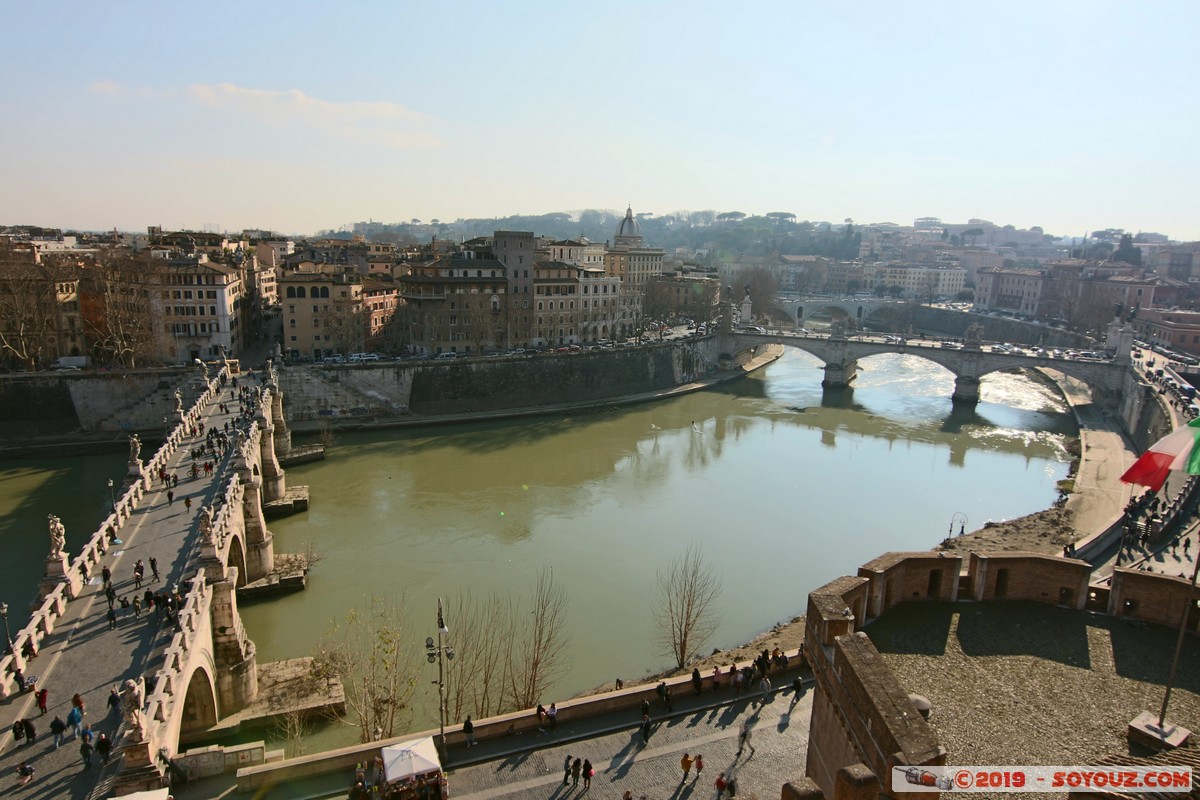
0,360,310,797
720,315,1139,409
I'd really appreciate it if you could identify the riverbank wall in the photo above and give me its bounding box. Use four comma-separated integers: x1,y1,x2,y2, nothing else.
278,338,734,431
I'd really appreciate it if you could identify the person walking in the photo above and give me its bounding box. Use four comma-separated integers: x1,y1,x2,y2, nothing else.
694,754,705,781
96,732,112,765
67,705,83,739
104,584,116,609
640,713,652,745
715,772,729,798
692,667,703,695
35,688,48,715
712,666,723,691
184,496,192,512
562,754,572,786
133,595,143,617
101,566,112,589
167,489,174,505
680,752,694,781
107,606,117,629
737,719,755,758
150,557,160,582
120,596,131,618
21,718,36,745
80,737,94,769
50,715,66,748
582,759,593,790
134,560,145,589
462,715,476,747
571,757,582,787
760,675,772,704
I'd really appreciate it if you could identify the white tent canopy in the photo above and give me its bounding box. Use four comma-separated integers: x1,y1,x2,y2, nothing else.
382,737,442,784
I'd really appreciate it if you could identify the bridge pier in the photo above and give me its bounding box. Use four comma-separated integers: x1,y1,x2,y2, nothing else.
267,369,293,458
822,361,858,388
235,448,275,584
257,411,287,502
952,375,981,404
212,572,259,713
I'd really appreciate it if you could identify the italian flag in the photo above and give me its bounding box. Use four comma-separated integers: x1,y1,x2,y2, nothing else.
1120,417,1200,492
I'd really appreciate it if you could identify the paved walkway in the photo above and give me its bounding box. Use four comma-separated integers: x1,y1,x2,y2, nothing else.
173,672,815,800
0,380,251,800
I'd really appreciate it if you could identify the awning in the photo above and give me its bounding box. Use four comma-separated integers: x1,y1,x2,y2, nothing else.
382,736,442,783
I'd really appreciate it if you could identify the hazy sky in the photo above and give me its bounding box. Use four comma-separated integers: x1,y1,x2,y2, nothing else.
3,1,1197,239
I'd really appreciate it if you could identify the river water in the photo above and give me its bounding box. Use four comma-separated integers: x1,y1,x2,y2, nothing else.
0,349,1074,745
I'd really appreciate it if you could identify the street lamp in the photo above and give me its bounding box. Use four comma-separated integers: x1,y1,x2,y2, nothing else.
0,602,12,655
426,598,454,762
107,478,116,513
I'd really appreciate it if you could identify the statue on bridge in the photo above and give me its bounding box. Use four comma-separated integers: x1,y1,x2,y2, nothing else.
965,323,983,349
128,433,141,463
123,677,147,742
194,357,209,380
199,507,215,546
830,318,848,339
47,514,66,559
173,389,184,413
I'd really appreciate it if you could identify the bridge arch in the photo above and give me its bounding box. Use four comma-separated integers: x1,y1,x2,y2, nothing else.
179,662,219,736
227,533,248,589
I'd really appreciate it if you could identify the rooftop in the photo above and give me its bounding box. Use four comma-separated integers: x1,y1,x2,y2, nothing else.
866,601,1200,770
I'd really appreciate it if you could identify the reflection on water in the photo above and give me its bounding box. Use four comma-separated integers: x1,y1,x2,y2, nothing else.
0,350,1076,748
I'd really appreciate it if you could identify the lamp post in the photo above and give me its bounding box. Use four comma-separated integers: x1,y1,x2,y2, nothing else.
426,598,454,762
107,478,116,513
0,602,12,655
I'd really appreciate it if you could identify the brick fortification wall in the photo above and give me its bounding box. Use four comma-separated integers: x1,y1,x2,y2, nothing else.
801,551,1194,800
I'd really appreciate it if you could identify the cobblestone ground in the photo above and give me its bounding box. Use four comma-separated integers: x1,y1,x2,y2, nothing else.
447,688,812,800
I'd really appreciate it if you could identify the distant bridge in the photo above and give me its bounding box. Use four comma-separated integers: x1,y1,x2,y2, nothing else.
722,330,1131,404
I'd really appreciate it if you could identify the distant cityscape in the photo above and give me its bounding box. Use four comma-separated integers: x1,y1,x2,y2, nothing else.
2,210,1198,372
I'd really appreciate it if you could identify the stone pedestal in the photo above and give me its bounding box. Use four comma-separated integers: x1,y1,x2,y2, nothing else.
740,298,752,325
37,553,80,602
1129,710,1191,751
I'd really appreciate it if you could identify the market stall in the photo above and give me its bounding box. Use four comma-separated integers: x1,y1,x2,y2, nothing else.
380,737,447,799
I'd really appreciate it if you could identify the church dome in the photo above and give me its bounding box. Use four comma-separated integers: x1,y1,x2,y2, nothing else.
616,206,641,238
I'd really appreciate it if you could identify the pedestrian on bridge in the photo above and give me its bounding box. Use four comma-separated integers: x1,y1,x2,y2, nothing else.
167,489,174,506
96,732,112,765
150,557,160,582
79,737,93,769
680,752,694,781
101,566,112,589
67,704,83,739
35,688,48,715
184,496,192,512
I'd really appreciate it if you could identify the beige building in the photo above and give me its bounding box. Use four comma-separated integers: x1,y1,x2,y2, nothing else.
975,267,1044,314
866,263,965,299
156,257,247,363
607,206,664,288
279,271,365,360
397,258,508,355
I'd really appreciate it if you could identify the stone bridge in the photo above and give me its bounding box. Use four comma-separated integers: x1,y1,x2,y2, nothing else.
0,362,300,796
720,328,1133,404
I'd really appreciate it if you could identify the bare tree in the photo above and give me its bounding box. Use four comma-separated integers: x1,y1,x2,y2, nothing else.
312,594,419,743
654,544,723,670
506,568,570,710
0,250,74,369
444,591,516,720
81,252,164,368
272,709,314,758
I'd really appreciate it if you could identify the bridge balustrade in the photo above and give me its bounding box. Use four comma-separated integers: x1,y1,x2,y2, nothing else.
146,575,212,731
